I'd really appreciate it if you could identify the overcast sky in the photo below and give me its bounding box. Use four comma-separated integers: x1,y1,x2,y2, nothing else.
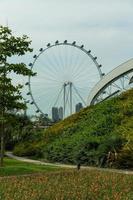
1,0,133,70
0,0,133,115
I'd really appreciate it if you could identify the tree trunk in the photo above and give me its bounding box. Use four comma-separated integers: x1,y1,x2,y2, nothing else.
0,122,4,167
0,66,6,167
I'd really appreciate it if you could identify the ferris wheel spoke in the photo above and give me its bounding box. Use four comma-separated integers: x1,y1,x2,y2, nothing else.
51,47,64,73
64,45,70,71
31,84,59,93
71,49,88,74
69,46,79,72
75,87,92,94
35,58,60,80
33,85,62,94
74,77,99,87
70,48,84,77
38,67,59,81
75,85,93,91
29,42,103,118
31,77,61,85
47,90,63,114
31,84,61,91
74,70,99,81
64,45,69,71
32,94,59,110
48,47,64,75
65,86,70,106
73,69,99,82
31,86,61,93
53,86,64,107
41,54,61,77
45,51,62,73
35,54,57,73
68,45,76,71
63,45,69,70
73,84,87,106
65,45,71,73
71,58,90,80
32,74,61,83
31,86,60,95
73,54,97,78
58,45,66,71
72,90,83,111
73,60,94,80
33,88,59,95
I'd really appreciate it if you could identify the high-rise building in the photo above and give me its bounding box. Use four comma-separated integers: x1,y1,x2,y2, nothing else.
58,107,63,120
52,107,59,122
75,102,83,112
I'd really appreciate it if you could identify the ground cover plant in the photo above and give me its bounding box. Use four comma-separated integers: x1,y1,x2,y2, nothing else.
0,158,59,176
0,169,132,200
13,89,133,169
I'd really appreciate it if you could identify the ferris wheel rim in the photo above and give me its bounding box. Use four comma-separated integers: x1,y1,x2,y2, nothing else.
27,40,104,116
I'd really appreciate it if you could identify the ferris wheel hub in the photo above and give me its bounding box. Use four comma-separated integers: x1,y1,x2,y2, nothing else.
64,81,72,86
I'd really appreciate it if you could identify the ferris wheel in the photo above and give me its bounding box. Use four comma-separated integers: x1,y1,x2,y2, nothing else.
26,40,104,119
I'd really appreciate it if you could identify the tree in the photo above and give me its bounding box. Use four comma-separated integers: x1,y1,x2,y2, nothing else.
5,113,33,150
0,25,35,166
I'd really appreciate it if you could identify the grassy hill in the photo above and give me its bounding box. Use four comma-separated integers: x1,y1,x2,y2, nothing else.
14,89,133,169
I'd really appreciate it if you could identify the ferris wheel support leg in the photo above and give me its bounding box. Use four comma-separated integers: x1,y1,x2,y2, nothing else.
70,82,72,115
63,83,66,119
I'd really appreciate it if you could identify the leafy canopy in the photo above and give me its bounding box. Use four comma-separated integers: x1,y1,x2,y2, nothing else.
0,25,35,113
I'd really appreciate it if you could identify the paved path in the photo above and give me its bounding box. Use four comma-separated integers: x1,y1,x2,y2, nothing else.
6,152,75,168
6,152,133,175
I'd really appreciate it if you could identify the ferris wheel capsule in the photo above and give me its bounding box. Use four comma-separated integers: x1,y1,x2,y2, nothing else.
25,82,29,85
87,50,91,54
47,43,51,47
55,40,59,44
72,41,76,45
29,63,33,67
26,92,31,95
33,55,37,58
80,45,84,48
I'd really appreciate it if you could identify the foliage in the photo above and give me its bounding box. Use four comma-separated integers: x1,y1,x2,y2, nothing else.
13,89,133,168
0,25,34,166
13,141,42,157
0,169,133,199
0,25,34,112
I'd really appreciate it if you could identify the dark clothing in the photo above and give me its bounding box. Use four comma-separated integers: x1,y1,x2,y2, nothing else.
77,163,81,170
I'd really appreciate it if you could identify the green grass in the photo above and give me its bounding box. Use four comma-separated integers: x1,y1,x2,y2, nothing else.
0,157,60,176
0,169,133,200
0,158,133,199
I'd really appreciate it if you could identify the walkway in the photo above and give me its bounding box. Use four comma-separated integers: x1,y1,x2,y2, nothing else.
6,152,133,175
